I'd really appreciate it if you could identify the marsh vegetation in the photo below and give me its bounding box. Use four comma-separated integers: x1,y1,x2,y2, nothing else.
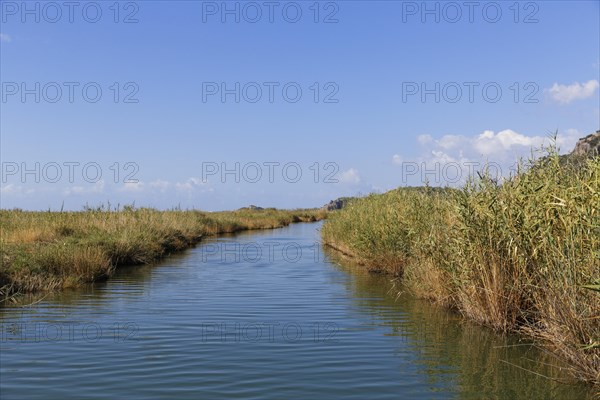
322,148,600,385
0,207,326,297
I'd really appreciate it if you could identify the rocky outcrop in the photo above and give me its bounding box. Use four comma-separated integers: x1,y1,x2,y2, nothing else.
571,130,600,157
323,197,352,211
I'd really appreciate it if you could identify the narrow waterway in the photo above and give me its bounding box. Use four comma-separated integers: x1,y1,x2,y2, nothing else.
0,222,593,399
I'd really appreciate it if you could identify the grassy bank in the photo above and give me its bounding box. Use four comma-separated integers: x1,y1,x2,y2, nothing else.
322,150,599,385
0,207,326,297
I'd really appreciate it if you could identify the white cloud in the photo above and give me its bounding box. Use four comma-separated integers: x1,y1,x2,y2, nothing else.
1,184,34,195
0,33,12,43
149,179,170,191
115,177,212,195
64,180,105,195
430,150,459,164
437,134,463,149
556,129,583,152
417,134,433,145
118,179,173,193
546,80,599,104
118,178,209,193
1,184,18,194
175,177,211,192
414,129,570,159
120,181,144,192
472,129,539,156
338,168,361,184
392,129,584,186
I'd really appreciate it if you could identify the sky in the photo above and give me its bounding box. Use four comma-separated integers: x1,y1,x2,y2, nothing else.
1,0,599,211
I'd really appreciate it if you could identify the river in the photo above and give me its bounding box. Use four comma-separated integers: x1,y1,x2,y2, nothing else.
0,222,593,399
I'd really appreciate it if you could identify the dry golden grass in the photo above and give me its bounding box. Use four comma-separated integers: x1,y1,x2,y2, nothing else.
0,207,327,297
5,227,57,244
322,149,599,386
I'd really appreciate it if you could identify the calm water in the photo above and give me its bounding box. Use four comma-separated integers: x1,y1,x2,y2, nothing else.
0,222,594,399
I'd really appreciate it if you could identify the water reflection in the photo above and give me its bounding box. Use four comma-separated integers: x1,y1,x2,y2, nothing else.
0,222,594,399
326,249,591,399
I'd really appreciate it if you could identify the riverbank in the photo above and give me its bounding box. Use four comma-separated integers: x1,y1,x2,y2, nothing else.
322,150,599,386
0,207,327,298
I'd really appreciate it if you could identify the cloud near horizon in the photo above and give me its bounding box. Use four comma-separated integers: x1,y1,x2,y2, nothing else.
546,80,599,104
418,129,580,159
63,180,105,196
119,178,211,193
392,129,583,186
338,168,361,185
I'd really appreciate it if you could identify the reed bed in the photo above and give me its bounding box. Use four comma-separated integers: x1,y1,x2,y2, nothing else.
0,207,326,295
322,149,599,385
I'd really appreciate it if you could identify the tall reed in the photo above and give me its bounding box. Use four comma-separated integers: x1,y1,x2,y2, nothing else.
322,148,599,385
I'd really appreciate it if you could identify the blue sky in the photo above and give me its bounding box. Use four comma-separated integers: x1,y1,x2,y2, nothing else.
1,0,599,210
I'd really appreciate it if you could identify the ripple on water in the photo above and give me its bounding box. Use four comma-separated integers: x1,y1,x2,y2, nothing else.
0,222,595,399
